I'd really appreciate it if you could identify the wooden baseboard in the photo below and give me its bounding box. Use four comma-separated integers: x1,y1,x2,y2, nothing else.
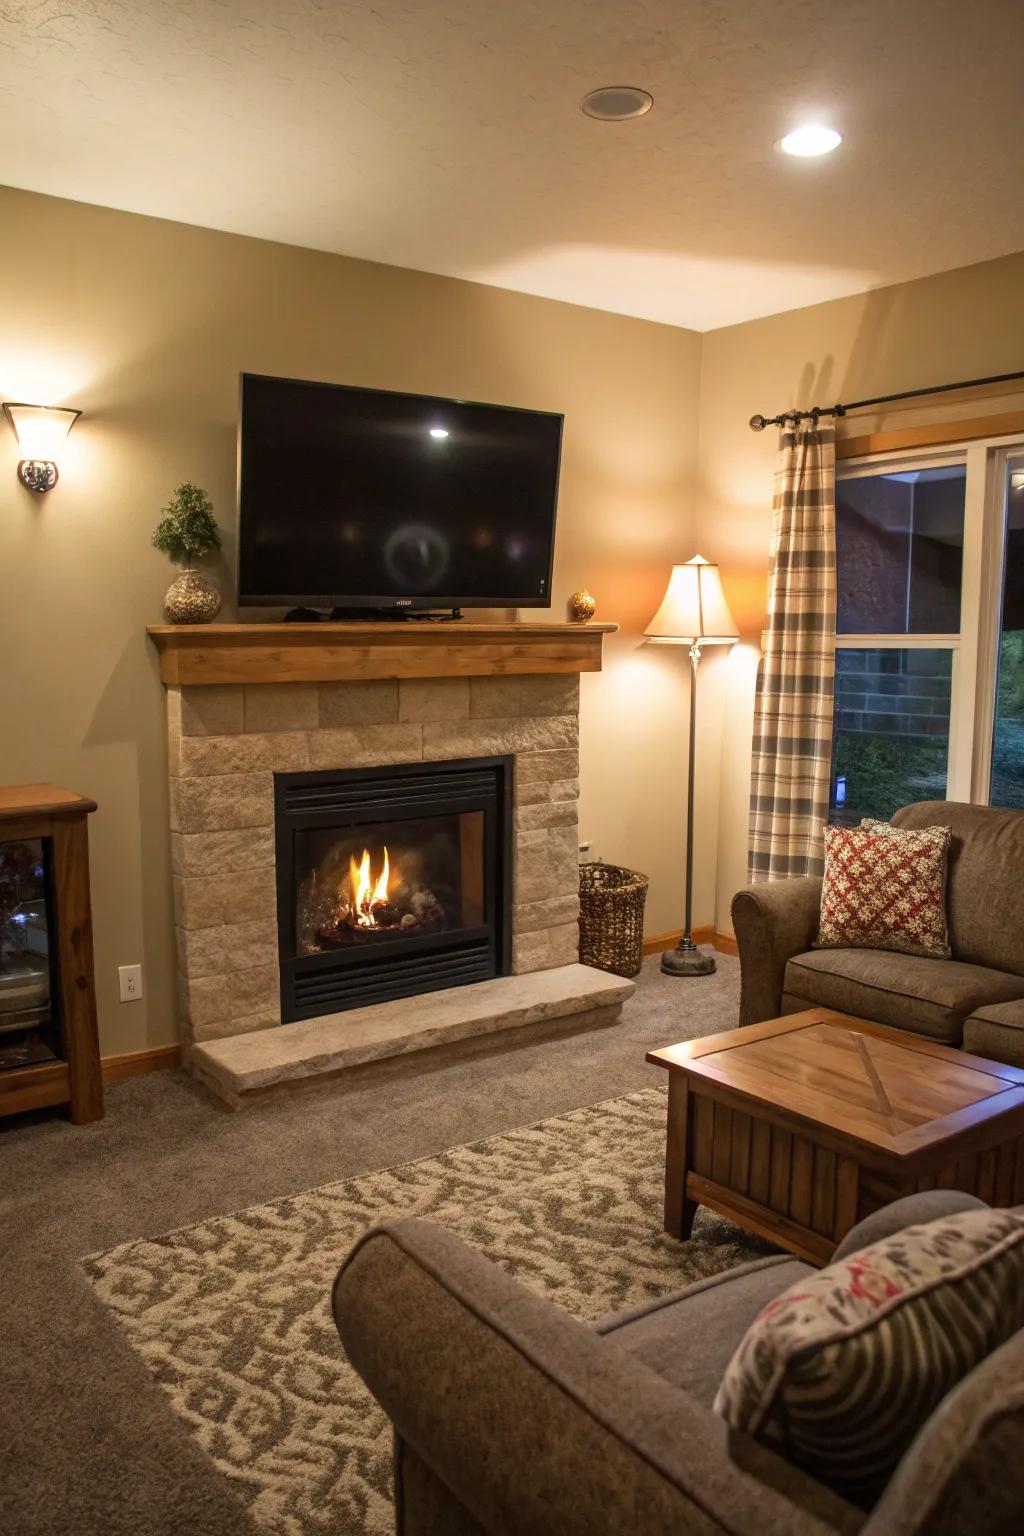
642,926,738,958
101,1044,182,1082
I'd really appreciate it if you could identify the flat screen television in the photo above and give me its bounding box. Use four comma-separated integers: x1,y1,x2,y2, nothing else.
237,373,563,612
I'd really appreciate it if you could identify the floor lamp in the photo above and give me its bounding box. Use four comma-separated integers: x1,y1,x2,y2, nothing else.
645,556,738,977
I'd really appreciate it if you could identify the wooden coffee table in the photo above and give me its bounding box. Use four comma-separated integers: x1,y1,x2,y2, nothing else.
647,1008,1024,1266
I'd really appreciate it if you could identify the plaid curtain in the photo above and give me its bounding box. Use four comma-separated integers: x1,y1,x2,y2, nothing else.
748,421,837,882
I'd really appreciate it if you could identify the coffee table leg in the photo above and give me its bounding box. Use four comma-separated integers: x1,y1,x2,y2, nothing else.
664,1074,698,1239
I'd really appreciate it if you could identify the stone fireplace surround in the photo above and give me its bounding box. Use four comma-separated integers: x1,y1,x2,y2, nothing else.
152,623,631,1105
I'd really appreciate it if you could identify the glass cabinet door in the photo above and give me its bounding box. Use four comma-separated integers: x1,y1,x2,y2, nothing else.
0,837,60,1069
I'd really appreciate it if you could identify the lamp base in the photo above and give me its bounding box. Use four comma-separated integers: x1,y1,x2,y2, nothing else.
18,459,58,493
660,938,717,977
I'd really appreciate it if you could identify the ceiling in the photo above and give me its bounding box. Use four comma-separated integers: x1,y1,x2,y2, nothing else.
2,0,1023,331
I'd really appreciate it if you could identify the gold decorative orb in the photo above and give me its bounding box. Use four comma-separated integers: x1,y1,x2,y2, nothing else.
164,568,221,624
569,587,596,623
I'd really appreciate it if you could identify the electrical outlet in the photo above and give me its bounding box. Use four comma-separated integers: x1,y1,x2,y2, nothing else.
118,964,143,1003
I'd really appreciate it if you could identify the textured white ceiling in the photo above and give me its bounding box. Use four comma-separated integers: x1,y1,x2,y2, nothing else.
2,0,1023,330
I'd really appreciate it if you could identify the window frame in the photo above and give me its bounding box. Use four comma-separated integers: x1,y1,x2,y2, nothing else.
971,445,1024,801
834,431,1024,815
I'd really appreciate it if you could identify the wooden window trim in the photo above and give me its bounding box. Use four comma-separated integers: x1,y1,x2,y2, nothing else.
837,410,1024,461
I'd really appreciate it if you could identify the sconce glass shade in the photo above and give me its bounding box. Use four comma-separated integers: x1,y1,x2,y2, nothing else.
644,555,738,645
3,402,81,491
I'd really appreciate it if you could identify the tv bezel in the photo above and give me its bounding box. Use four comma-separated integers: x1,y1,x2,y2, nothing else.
236,372,563,611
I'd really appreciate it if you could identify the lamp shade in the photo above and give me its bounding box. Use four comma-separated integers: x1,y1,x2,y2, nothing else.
3,403,80,460
644,555,738,644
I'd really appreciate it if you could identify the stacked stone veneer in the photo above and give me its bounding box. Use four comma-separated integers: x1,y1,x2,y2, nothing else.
167,674,581,1048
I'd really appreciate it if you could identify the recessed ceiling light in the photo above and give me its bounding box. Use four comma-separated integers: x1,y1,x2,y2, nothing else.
580,86,653,122
776,125,842,157
429,427,449,438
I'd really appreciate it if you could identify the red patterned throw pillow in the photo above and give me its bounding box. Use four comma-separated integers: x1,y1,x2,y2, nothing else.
816,822,951,958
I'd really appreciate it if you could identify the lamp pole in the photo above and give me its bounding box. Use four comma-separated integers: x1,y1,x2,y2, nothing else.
644,556,736,978
661,640,716,976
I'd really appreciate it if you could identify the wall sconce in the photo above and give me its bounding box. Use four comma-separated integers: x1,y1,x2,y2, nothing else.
3,402,81,492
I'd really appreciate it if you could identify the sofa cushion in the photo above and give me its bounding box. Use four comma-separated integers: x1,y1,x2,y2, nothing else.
783,947,1024,1044
892,801,1024,976
597,1257,810,1408
713,1206,1024,1509
817,822,951,959
962,998,1024,1069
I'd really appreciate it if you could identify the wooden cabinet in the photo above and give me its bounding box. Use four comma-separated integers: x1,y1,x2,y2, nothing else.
0,784,103,1123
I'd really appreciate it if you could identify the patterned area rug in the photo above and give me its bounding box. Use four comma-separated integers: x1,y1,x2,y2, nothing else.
85,1087,772,1535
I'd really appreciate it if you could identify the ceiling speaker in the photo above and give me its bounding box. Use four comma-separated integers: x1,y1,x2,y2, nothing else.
580,86,653,122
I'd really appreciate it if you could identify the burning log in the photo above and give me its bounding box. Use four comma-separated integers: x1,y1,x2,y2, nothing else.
309,841,447,948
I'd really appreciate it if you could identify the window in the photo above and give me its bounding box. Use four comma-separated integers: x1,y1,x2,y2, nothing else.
830,437,1024,824
986,455,1024,809
833,648,951,823
837,466,966,635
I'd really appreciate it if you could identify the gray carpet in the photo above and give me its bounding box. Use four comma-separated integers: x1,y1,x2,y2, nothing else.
2,952,741,1536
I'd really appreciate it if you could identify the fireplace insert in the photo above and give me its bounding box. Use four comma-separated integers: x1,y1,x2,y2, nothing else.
275,756,513,1020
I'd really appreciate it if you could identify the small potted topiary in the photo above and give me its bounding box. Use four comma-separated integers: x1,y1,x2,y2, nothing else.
153,483,223,623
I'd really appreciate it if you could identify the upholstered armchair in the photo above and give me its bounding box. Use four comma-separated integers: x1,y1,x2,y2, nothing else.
333,1190,1024,1536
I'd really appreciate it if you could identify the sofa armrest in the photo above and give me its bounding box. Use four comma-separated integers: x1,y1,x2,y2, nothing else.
831,1191,987,1262
731,877,822,1027
334,1218,860,1536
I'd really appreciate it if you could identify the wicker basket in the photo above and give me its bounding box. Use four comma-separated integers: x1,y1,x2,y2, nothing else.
578,862,649,978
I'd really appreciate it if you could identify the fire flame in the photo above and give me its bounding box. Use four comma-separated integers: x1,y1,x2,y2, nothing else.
348,846,391,927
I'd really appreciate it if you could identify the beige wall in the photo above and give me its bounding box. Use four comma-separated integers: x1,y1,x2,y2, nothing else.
695,249,1024,928
11,183,1019,1058
1,185,702,1056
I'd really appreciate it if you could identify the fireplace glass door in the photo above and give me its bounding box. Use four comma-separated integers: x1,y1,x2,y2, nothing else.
276,757,512,1020
295,812,486,955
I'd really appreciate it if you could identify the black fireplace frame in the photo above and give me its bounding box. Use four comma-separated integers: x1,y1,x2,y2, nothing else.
274,755,513,1021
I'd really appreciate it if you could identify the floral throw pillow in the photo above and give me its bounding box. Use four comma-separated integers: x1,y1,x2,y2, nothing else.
713,1207,1024,1507
815,822,951,958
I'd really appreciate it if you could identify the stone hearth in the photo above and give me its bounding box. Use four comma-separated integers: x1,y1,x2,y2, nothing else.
151,624,625,1103
191,964,632,1108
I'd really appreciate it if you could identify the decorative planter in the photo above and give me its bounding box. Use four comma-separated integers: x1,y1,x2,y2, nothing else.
164,568,221,625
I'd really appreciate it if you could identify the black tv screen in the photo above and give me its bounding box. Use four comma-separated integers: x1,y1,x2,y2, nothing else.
237,373,562,610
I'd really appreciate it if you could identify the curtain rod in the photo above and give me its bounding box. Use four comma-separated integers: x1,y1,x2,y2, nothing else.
748,368,1024,431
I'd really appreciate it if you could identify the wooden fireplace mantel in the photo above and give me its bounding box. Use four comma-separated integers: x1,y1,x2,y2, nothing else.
146,621,617,687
